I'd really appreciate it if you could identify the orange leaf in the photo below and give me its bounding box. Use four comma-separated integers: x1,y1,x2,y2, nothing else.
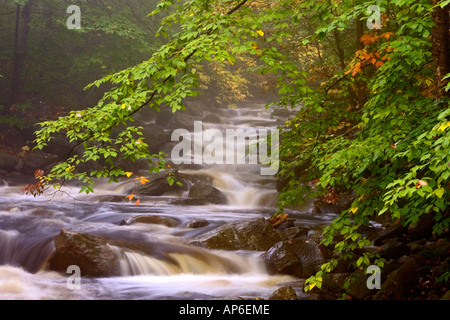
135,199,141,206
139,177,150,185
126,194,135,201
375,61,384,68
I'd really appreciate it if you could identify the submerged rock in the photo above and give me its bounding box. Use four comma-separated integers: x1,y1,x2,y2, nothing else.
189,217,286,251
120,215,181,228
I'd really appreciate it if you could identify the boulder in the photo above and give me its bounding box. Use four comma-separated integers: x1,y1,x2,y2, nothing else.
167,111,196,131
346,271,373,300
141,124,172,154
268,286,298,300
120,215,181,228
132,172,189,196
317,273,349,300
48,229,121,277
0,150,19,170
283,226,309,240
372,256,426,300
188,182,228,205
371,223,407,246
379,238,409,261
262,238,325,278
189,217,286,251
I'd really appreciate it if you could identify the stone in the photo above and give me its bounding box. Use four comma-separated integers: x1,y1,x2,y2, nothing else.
371,223,407,246
268,286,298,300
132,172,189,196
185,220,209,229
202,114,221,124
120,215,181,228
0,151,19,170
262,238,325,278
188,182,228,205
48,229,121,277
189,217,286,251
379,238,410,260
372,256,426,300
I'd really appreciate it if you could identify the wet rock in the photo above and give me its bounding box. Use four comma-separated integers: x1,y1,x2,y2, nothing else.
141,124,172,154
271,108,291,120
346,271,373,300
372,256,426,300
268,286,298,300
371,223,407,246
202,114,221,124
189,217,286,251
185,219,209,229
120,215,181,228
88,195,129,203
379,238,410,261
283,226,309,240
48,229,121,277
22,152,59,174
132,172,189,196
188,181,228,205
0,151,19,170
317,273,349,300
262,239,325,278
167,111,196,131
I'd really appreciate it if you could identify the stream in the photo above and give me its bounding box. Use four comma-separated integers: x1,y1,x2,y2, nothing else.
0,102,337,300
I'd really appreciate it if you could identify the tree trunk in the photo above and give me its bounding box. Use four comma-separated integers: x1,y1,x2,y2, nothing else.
9,1,32,106
431,1,450,100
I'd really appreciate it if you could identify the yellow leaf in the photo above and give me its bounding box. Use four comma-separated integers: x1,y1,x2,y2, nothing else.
350,207,358,214
438,121,450,132
139,177,150,185
309,283,316,290
121,104,126,110
256,30,264,37
227,57,234,65
125,172,133,177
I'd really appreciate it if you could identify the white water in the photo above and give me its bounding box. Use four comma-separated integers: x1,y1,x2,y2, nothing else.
0,102,331,300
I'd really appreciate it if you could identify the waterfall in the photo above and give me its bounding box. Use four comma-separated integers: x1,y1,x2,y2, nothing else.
111,245,267,276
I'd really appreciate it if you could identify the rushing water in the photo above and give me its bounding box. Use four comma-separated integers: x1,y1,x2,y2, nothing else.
0,103,336,300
